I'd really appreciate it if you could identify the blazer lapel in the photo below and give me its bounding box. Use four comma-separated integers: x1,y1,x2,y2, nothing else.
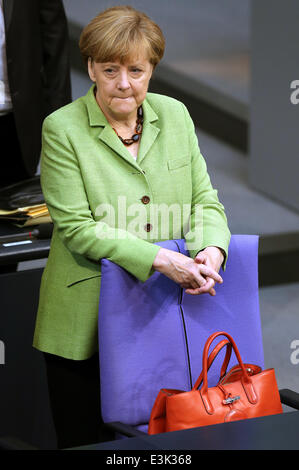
137,98,160,166
84,85,139,169
137,115,160,166
84,86,160,169
98,125,141,170
3,0,14,33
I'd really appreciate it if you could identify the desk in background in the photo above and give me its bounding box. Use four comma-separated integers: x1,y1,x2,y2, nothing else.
0,222,55,449
0,222,50,269
72,411,299,450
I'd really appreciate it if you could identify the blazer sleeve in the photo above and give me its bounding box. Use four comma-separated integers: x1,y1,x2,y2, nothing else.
181,103,231,270
41,116,160,282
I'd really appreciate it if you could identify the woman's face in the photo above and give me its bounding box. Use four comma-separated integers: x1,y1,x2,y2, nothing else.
88,55,153,121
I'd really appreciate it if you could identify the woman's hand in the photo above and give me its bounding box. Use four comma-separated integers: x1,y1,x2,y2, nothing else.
152,247,223,295
192,246,224,296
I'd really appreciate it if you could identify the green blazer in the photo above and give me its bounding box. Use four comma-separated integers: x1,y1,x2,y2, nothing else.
33,85,231,359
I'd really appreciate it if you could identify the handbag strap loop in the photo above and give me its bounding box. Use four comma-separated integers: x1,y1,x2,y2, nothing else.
200,332,258,414
192,339,232,390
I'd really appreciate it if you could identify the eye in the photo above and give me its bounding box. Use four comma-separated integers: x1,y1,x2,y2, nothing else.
130,67,142,74
104,68,116,75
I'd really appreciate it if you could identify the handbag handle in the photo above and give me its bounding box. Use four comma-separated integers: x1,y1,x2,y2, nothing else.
192,339,232,390
200,332,258,414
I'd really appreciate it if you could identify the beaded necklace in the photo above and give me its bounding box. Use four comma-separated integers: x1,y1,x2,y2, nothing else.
113,106,143,146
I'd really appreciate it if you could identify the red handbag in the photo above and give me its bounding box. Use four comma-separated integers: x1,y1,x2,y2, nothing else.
148,331,283,434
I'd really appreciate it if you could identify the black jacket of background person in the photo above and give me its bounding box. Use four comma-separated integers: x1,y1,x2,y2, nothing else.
3,0,72,176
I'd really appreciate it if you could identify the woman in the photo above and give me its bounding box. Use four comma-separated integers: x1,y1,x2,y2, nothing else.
33,6,231,448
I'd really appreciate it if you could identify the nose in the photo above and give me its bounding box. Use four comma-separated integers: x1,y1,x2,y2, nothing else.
117,70,130,90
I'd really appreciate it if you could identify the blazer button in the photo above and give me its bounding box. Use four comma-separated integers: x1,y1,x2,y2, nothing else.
141,196,150,204
144,223,152,232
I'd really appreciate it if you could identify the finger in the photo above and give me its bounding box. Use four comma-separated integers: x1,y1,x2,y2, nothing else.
181,274,207,290
182,271,207,289
185,287,203,295
194,275,208,289
194,277,215,294
185,287,215,296
194,252,207,264
180,280,203,289
185,274,216,295
184,268,207,289
185,285,216,296
197,264,223,283
209,287,216,296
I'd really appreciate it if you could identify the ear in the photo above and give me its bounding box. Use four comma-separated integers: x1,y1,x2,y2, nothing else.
87,57,96,82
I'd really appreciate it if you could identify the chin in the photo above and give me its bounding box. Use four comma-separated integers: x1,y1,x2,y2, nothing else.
114,103,137,115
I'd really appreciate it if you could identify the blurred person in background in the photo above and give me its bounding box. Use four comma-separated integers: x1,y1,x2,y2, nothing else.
0,0,71,189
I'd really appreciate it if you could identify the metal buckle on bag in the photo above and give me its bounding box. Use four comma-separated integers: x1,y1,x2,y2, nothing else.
223,395,240,405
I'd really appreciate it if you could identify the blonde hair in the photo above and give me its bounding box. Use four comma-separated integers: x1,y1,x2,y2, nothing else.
79,5,165,69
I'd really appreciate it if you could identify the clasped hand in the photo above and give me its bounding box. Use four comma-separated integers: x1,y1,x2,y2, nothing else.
152,246,224,296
